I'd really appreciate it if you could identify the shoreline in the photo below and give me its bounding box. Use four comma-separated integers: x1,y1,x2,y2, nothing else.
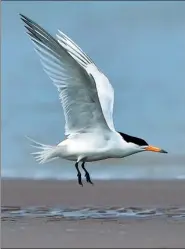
2,179,185,248
2,178,185,207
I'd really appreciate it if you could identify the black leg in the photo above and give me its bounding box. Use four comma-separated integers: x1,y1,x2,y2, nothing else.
81,162,94,185
75,162,83,186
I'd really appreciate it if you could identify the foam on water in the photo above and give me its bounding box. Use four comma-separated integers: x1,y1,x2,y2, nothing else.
2,206,185,221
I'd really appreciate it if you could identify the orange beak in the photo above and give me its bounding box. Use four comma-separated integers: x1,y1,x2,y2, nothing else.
145,145,168,153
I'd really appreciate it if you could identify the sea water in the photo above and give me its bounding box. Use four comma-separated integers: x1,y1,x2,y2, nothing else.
2,1,185,180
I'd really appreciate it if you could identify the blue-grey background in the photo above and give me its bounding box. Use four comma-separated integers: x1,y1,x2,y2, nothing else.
2,1,185,179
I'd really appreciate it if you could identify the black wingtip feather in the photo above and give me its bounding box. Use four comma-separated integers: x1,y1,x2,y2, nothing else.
19,13,30,22
20,14,30,26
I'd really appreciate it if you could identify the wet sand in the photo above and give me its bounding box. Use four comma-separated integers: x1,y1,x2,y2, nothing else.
2,179,185,248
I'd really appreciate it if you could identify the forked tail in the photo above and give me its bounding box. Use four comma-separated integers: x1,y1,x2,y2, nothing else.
26,136,58,164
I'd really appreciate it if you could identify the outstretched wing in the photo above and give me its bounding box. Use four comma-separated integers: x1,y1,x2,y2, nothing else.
56,30,115,132
20,14,115,135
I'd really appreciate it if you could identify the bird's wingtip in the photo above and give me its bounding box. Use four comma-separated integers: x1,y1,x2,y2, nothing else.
19,14,30,23
19,13,27,24
19,13,25,19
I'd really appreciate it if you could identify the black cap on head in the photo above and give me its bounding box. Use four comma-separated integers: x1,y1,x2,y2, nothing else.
118,132,148,146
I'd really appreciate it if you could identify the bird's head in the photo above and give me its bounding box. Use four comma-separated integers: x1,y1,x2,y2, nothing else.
118,132,168,154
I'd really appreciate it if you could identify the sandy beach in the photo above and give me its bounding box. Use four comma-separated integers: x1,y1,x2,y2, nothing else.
2,179,185,248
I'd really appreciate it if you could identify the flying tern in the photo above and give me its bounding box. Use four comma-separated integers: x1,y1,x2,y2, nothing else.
20,14,167,186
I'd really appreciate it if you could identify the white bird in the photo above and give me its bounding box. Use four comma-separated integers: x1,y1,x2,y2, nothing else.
20,14,167,186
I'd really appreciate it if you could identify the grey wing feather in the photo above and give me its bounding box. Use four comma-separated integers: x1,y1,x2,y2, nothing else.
20,14,110,135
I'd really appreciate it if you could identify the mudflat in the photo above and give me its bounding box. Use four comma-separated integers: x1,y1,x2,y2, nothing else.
2,179,185,248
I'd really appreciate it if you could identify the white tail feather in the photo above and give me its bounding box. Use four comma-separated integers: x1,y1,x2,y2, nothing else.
26,136,58,164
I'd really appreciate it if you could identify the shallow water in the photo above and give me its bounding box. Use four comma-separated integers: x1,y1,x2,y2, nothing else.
2,206,185,222
2,2,185,180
